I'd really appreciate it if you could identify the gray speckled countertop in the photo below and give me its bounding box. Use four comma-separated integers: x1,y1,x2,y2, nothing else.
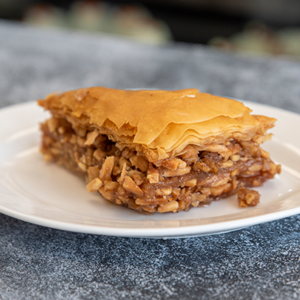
1,20,300,300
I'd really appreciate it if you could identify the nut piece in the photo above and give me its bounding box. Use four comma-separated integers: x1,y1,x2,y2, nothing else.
99,156,114,181
119,157,130,168
161,166,191,177
181,145,199,160
277,164,282,174
98,187,114,200
48,118,59,133
147,165,159,183
240,141,260,156
260,150,270,159
155,188,172,196
93,149,105,161
58,127,65,134
77,128,87,137
199,187,211,197
205,144,229,154
191,193,206,202
252,135,264,145
43,153,53,162
123,176,143,197
76,136,85,147
193,161,211,172
128,170,144,186
248,163,262,172
231,169,239,177
162,158,186,170
118,162,127,183
87,166,100,181
69,135,77,144
158,200,179,213
86,178,103,192
85,130,99,146
77,162,87,171
135,198,150,205
227,143,241,157
129,155,148,172
230,155,240,162
172,188,181,199
269,162,277,175
210,183,231,196
182,179,197,187
104,181,119,191
211,174,230,187
238,188,260,207
222,160,233,168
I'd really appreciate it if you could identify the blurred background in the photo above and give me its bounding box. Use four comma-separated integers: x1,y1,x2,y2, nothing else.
2,0,300,59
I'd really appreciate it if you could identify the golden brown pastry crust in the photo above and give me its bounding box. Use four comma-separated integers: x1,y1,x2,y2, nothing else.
38,87,276,163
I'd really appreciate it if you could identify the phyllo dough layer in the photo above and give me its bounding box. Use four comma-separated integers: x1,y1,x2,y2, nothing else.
38,87,280,213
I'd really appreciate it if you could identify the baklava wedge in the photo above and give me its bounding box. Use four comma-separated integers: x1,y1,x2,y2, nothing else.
38,87,280,213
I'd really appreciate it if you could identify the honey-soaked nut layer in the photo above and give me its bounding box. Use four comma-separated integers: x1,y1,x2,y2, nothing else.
40,116,281,213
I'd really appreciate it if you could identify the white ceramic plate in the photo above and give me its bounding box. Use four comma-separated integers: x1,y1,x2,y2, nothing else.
1,101,300,238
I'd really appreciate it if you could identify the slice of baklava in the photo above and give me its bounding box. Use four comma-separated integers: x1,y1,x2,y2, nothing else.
38,87,281,213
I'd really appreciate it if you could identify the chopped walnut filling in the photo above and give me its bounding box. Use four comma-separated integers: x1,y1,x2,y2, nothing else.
238,188,260,207
40,116,281,213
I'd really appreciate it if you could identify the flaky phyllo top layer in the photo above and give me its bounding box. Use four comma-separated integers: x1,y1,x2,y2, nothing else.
38,87,276,162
